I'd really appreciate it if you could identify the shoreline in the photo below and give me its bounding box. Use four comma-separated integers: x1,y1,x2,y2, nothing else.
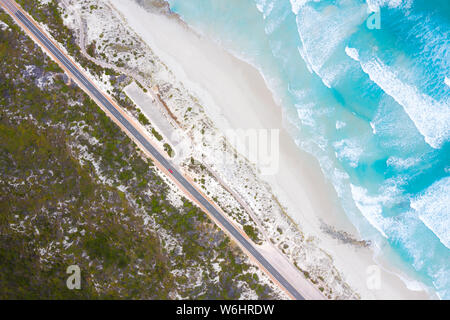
110,0,433,299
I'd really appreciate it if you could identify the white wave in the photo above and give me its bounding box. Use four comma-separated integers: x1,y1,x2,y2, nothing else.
403,277,429,291
370,121,377,134
264,8,287,34
357,56,450,149
295,4,366,88
296,106,316,127
386,156,420,170
333,139,364,168
255,0,267,13
336,120,346,129
289,0,311,15
350,184,389,237
381,207,450,300
345,46,360,61
366,0,412,12
255,0,274,19
297,46,314,74
351,177,410,240
288,86,309,100
445,77,450,88
411,176,450,249
383,210,444,292
431,267,450,300
320,63,351,88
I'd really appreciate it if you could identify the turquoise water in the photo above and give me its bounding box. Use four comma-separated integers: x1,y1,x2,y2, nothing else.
166,0,450,298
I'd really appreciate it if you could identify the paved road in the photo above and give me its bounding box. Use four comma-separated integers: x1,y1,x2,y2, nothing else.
1,0,304,300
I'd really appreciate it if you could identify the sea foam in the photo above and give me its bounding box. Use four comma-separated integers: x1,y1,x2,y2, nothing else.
167,0,450,298
347,48,450,149
411,177,450,249
295,4,365,88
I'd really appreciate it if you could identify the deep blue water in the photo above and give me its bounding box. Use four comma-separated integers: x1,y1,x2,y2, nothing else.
166,0,450,298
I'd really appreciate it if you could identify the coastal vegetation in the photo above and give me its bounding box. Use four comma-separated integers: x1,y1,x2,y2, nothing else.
0,3,280,299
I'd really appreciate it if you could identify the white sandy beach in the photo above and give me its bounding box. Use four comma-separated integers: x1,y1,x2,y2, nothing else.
109,0,433,299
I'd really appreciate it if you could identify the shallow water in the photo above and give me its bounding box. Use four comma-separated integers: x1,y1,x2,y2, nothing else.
166,0,450,298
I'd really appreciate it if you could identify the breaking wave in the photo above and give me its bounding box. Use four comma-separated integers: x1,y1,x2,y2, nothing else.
167,0,450,298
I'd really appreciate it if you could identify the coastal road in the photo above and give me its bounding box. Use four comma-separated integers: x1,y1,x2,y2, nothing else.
0,0,306,300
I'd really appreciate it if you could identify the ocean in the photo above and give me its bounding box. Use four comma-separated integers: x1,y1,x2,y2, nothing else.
165,0,450,298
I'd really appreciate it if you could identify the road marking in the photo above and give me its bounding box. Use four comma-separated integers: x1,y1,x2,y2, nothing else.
0,0,307,300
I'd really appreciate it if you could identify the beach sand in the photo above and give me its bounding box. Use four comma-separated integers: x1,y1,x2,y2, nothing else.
111,0,433,299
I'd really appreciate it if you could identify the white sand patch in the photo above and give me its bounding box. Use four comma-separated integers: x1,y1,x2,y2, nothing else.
57,0,433,299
